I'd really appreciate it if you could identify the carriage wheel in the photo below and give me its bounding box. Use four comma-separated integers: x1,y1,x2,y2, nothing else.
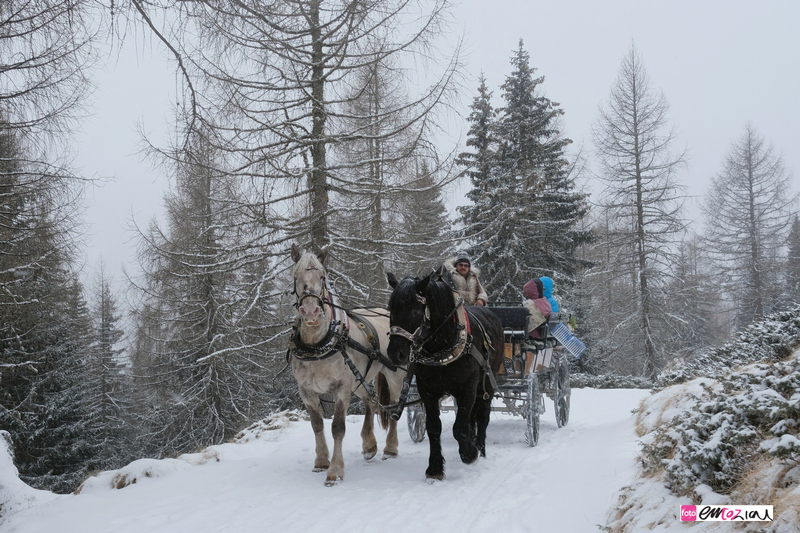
555,356,571,428
406,384,426,443
525,373,541,447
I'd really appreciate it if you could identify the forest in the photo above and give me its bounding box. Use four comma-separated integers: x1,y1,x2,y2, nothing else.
1,0,798,493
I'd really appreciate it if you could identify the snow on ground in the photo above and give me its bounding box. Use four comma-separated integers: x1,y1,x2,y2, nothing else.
2,388,650,533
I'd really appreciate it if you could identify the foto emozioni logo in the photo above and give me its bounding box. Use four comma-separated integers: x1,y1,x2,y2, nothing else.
679,505,773,522
680,505,697,521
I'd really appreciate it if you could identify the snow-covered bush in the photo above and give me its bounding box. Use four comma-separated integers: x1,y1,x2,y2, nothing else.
641,356,800,496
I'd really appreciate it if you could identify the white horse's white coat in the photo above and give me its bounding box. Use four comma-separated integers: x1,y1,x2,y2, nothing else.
290,246,405,486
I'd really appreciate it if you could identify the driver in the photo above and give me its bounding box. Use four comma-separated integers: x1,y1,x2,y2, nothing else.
445,251,488,306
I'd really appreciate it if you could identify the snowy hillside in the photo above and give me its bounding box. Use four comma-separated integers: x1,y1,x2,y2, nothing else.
607,348,800,532
2,388,649,533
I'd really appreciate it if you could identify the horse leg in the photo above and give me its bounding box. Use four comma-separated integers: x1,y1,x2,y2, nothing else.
473,382,493,458
325,389,349,486
355,389,378,460
453,387,479,465
383,417,399,459
301,390,330,472
423,396,445,480
380,371,402,459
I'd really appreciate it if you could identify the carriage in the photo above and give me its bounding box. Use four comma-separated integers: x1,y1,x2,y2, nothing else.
404,305,585,447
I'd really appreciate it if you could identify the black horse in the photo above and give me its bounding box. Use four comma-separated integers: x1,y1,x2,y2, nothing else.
387,267,504,480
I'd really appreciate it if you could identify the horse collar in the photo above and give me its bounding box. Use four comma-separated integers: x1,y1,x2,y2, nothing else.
290,318,345,361
412,299,471,366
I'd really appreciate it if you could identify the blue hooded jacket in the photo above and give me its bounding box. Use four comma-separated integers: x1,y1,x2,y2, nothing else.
539,276,559,312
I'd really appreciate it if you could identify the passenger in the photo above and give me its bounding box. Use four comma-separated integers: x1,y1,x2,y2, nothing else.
539,276,560,313
523,278,552,338
444,251,488,306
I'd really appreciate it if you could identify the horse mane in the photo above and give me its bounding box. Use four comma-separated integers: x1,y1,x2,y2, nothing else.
292,251,325,277
425,267,458,345
388,276,419,310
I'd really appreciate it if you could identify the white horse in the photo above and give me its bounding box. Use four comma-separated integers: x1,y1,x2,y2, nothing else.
289,244,405,486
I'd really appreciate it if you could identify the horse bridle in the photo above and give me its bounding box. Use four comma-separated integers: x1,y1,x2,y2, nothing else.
388,292,426,344
389,272,466,365
293,266,331,315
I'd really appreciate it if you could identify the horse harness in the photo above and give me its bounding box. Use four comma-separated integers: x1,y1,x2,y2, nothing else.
391,274,498,386
288,281,397,399
388,272,499,420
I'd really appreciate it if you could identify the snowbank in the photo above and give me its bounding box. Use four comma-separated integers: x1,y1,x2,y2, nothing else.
0,431,57,520
606,350,800,532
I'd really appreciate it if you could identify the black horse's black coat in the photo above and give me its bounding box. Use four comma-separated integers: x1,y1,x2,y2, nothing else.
387,268,504,480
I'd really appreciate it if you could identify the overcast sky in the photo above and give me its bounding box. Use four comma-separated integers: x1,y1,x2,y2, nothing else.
75,0,800,286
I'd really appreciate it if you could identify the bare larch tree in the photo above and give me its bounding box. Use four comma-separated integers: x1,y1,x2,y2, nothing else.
702,124,798,329
592,44,687,380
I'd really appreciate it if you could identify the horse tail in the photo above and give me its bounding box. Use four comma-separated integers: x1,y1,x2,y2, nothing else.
376,372,391,430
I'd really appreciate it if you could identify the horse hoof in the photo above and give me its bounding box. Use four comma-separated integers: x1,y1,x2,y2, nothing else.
459,449,479,465
324,476,342,487
313,463,330,472
425,466,445,481
425,473,445,482
382,452,397,460
363,449,377,461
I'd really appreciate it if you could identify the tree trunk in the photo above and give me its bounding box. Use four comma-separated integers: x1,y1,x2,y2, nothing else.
308,0,329,251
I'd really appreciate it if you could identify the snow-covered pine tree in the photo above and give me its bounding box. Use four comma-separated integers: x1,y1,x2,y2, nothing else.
0,1,100,492
456,73,495,196
460,41,590,302
129,128,277,457
396,158,453,274
0,124,97,492
86,264,136,470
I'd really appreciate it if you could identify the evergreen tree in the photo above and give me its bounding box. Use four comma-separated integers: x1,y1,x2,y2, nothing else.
397,159,453,271
0,125,95,492
130,127,278,456
87,264,134,469
459,41,590,302
457,73,495,192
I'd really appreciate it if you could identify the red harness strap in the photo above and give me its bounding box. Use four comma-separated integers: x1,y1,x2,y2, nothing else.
462,311,471,335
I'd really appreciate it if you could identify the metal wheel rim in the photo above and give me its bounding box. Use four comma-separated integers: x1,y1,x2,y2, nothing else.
557,357,570,426
407,403,426,443
526,374,540,447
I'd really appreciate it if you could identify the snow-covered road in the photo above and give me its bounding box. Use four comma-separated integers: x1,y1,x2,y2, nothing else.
3,388,651,533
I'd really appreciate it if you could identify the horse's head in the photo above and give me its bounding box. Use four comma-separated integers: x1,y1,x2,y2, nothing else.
386,272,430,366
290,243,330,328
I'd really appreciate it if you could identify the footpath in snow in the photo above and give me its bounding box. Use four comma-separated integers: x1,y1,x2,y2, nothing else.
2,388,650,533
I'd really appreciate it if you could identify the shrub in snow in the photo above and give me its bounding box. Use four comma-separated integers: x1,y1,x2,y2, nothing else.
77,458,195,494
233,409,308,444
641,356,800,496
607,309,800,532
